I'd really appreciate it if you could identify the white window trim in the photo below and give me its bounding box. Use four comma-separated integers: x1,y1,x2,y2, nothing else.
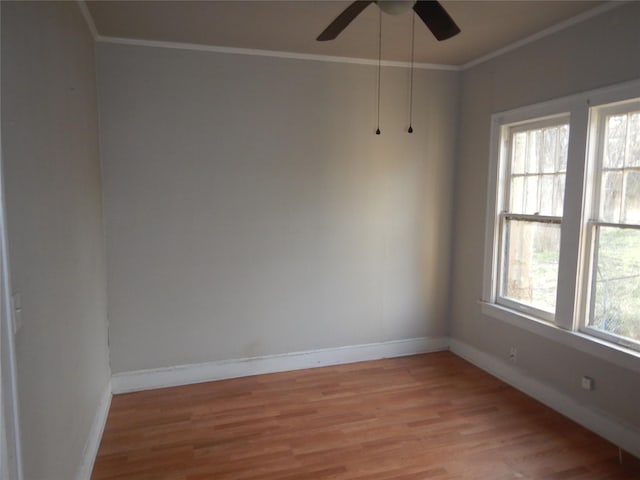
482,78,640,375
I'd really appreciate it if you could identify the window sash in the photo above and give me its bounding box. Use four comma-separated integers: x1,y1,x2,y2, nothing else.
590,101,640,226
496,213,562,322
580,221,640,351
502,213,562,224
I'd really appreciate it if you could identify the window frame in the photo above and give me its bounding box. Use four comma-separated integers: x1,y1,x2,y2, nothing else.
494,115,570,323
482,79,640,374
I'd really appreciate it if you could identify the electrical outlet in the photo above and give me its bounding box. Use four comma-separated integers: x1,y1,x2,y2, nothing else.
581,376,594,391
509,346,517,363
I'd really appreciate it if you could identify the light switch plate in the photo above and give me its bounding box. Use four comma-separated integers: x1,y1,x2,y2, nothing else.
12,292,23,334
581,376,594,391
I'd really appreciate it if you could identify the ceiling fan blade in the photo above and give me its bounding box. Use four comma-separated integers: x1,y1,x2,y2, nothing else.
413,1,460,41
317,1,375,41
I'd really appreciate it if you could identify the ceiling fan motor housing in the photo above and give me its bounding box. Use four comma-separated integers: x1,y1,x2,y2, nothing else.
316,0,459,42
376,1,417,15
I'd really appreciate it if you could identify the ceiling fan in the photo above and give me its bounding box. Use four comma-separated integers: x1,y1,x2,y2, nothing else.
317,0,460,42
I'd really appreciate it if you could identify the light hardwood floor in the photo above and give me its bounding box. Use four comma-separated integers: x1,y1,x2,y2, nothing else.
91,352,640,479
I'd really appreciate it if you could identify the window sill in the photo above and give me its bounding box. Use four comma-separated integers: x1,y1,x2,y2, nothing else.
479,301,640,374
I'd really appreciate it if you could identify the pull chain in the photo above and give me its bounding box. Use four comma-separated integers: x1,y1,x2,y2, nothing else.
376,8,382,135
408,12,415,134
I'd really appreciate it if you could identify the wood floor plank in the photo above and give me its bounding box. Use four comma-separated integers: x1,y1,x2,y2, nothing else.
92,352,640,479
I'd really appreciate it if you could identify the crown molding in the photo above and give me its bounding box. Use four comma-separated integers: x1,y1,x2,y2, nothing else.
96,36,461,71
83,1,625,73
461,1,628,70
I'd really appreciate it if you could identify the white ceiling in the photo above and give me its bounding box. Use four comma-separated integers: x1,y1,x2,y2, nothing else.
85,1,611,67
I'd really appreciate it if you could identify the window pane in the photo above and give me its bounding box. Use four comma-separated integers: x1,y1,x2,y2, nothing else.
600,171,622,222
510,176,524,213
539,175,554,215
603,114,627,169
590,227,640,344
558,125,569,171
553,174,565,216
542,128,557,173
526,130,542,173
628,112,640,168
624,171,640,224
512,132,527,174
524,175,539,214
502,219,560,313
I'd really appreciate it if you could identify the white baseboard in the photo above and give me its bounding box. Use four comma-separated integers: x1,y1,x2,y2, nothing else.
75,383,112,480
111,336,449,394
449,338,640,459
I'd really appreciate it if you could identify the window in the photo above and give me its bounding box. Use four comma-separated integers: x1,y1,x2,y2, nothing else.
496,117,569,320
582,101,640,349
483,80,640,360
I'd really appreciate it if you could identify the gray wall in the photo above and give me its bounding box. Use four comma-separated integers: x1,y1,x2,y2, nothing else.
451,2,640,430
97,43,459,373
1,2,110,479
